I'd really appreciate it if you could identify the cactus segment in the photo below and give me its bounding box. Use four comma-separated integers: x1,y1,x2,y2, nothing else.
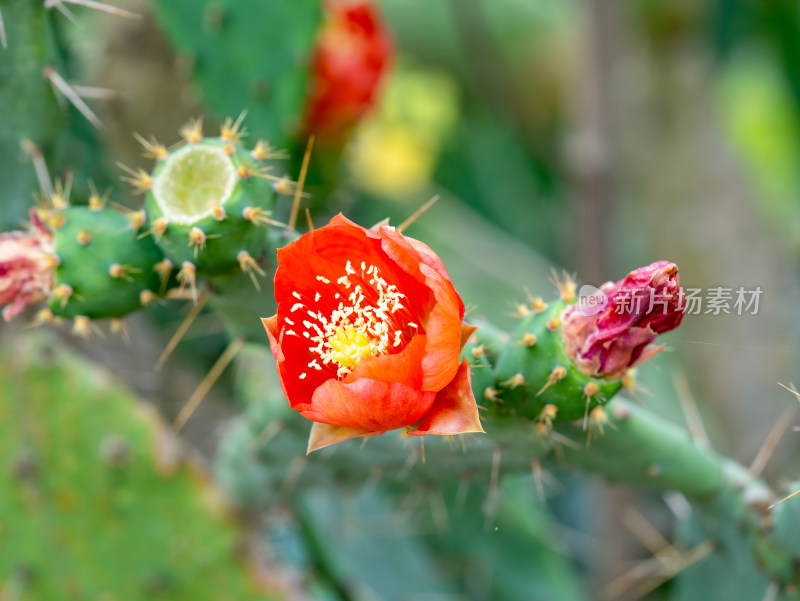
556,398,723,497
0,331,290,600
153,0,324,144
145,138,277,275
771,483,800,558
0,2,64,228
493,299,622,422
47,206,163,319
460,324,499,408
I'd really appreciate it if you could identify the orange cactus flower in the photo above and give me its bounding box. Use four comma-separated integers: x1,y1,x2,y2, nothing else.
262,215,483,452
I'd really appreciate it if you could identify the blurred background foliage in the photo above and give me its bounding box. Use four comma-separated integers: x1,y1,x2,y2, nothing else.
2,0,800,599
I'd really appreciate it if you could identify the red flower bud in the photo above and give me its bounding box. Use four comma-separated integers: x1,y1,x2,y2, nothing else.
262,215,483,451
561,261,685,379
0,211,55,321
301,0,393,141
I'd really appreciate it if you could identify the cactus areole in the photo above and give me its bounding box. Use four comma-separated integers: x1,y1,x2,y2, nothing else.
262,215,483,452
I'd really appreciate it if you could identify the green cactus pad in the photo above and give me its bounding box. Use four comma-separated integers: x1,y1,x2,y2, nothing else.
771,483,800,558
49,206,164,319
146,138,276,274
0,2,64,228
0,331,287,601
493,299,622,422
152,0,323,144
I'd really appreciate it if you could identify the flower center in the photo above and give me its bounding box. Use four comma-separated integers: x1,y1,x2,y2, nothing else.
327,325,374,368
285,260,417,380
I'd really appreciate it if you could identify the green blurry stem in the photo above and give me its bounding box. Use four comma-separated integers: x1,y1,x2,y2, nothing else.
555,398,724,498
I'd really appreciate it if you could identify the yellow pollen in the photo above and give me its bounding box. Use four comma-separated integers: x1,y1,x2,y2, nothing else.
327,326,374,368
293,262,412,379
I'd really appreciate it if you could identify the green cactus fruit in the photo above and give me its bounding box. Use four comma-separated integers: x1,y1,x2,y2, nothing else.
143,123,281,282
460,321,500,408
47,205,164,320
493,297,622,423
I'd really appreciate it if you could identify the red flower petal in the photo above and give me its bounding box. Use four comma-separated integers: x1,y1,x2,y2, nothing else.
410,359,484,436
417,262,463,390
299,377,436,431
262,315,321,407
348,332,427,387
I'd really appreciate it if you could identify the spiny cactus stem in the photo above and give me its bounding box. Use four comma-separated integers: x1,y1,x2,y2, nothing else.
556,398,729,499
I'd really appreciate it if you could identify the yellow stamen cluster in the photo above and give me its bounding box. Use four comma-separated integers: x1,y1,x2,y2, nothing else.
287,261,416,380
